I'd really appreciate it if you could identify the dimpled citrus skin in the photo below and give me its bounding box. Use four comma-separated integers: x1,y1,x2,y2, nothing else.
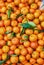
0,0,44,65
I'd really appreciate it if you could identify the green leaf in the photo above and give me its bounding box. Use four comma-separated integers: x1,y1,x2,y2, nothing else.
28,22,36,27
7,7,13,19
7,9,11,19
5,31,11,34
11,32,16,37
38,29,44,33
6,55,10,60
20,39,26,43
34,29,44,33
24,35,29,40
42,5,44,9
16,14,23,18
10,7,14,12
21,21,36,29
40,0,44,10
0,60,5,64
0,55,10,65
21,22,31,28
20,28,25,35
43,47,44,51
11,54,18,56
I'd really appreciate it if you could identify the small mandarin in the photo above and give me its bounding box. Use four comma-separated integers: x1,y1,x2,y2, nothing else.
21,0,27,3
7,33,13,40
22,60,27,65
35,0,39,3
7,0,12,2
24,62,31,65
22,34,29,40
16,33,21,39
26,13,34,20
13,27,19,33
10,56,18,63
17,17,22,23
34,30,38,34
37,58,43,64
7,41,12,46
11,20,18,27
24,41,30,47
41,21,44,28
0,34,3,40
0,27,5,34
25,29,33,35
4,35,8,41
14,48,20,55
0,21,4,27
0,40,6,46
1,7,6,13
30,3,37,9
12,37,19,45
10,13,16,20
40,51,44,58
27,47,33,54
0,49,3,55
39,15,44,21
10,45,16,50
26,54,31,60
2,45,9,53
14,0,20,5
28,0,34,4
34,11,41,18
21,7,28,15
29,34,37,42
6,60,11,65
21,48,27,55
19,45,24,50
19,55,25,62
30,58,36,64
19,3,25,8
2,53,7,60
33,18,39,25
31,42,38,49
37,24,42,30
8,50,14,55
36,46,43,52
38,40,44,46
6,26,12,32
15,10,20,15
30,8,35,13
37,33,43,40
32,51,39,59
2,14,8,20
34,63,39,65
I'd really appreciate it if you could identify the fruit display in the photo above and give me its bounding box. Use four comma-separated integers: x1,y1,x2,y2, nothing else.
0,0,44,65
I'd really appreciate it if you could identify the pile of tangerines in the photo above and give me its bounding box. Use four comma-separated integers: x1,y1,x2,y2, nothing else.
0,0,44,65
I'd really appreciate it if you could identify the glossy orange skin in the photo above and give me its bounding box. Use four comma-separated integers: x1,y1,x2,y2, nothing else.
12,37,19,45
30,58,36,64
0,40,6,46
0,0,44,65
0,21,4,27
31,42,38,49
21,48,27,55
27,47,33,54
